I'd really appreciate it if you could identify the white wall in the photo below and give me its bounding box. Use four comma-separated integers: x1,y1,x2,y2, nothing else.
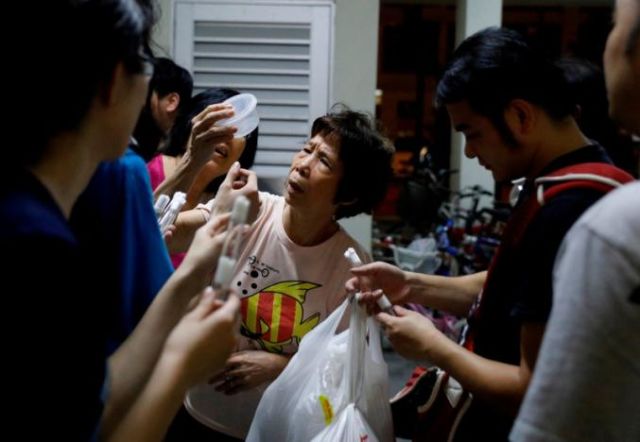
152,0,173,55
333,0,381,252
449,0,502,207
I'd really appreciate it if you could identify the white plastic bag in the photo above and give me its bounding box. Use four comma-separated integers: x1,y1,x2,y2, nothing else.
310,404,377,442
246,298,393,442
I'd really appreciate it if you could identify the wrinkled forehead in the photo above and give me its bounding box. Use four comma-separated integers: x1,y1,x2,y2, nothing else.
310,131,341,154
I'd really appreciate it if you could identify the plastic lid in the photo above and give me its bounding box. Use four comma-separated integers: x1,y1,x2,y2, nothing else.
216,93,259,138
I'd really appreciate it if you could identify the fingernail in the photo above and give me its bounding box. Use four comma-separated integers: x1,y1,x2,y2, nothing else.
203,286,215,301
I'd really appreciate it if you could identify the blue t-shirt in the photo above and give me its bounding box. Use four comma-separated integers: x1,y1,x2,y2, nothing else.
72,148,173,352
1,170,107,440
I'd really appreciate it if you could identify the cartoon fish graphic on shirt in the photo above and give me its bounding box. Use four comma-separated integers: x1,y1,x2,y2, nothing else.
240,281,321,353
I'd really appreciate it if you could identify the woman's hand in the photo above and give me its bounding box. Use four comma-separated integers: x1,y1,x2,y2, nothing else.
159,288,241,391
186,104,237,168
211,162,260,224
210,350,290,395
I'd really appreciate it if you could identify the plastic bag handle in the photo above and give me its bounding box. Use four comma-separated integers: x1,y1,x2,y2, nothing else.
346,296,368,404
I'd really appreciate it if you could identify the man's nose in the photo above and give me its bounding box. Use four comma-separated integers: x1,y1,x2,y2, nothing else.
464,142,476,159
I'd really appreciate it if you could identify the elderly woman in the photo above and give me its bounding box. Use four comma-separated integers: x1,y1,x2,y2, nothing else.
165,108,395,441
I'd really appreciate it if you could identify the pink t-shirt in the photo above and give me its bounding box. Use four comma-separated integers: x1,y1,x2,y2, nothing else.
147,154,185,268
146,154,165,191
186,192,370,437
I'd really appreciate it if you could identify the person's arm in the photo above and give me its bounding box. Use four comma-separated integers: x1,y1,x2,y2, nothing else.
377,307,544,415
104,291,240,442
210,350,292,395
348,261,485,316
404,271,485,316
153,104,236,200
167,163,260,254
100,214,231,436
167,208,209,254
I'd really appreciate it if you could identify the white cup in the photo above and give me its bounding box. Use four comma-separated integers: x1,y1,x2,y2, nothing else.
216,93,259,138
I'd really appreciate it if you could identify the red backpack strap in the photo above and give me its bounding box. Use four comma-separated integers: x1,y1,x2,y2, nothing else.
463,162,633,352
534,162,634,205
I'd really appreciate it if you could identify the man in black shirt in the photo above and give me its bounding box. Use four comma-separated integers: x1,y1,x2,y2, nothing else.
347,27,631,441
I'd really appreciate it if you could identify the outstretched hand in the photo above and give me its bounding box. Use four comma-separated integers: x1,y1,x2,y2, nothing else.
346,261,410,311
180,213,230,282
376,305,440,362
212,161,260,223
161,287,241,390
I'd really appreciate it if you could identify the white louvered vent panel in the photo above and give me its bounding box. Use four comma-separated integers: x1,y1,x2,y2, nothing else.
192,21,311,173
175,2,333,178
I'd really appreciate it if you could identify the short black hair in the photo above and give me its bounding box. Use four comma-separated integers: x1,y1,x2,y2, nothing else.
132,57,193,161
12,0,155,167
435,27,574,146
149,57,193,113
311,106,395,220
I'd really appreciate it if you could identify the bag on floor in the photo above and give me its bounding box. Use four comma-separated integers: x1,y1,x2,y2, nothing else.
246,298,393,442
390,366,472,441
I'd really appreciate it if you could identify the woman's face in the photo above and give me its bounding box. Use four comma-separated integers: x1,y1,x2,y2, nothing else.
284,133,344,217
206,136,247,176
105,59,151,160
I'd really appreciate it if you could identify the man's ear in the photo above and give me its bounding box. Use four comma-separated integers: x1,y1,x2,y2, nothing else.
504,99,536,137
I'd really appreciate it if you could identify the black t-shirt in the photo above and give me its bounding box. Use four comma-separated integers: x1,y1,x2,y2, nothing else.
456,144,613,442
1,171,107,440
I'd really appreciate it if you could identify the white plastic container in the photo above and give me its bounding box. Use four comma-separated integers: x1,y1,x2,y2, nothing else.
216,93,259,138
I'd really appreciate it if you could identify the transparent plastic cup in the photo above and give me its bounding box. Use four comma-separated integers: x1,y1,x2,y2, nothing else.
216,93,259,138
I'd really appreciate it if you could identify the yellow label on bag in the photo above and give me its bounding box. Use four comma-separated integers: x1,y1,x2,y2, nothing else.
318,395,334,425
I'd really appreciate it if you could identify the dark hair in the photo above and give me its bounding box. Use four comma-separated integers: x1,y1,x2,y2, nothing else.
149,57,193,113
311,106,395,220
435,27,574,146
163,88,259,192
132,57,193,161
12,0,155,167
559,57,637,174
558,58,613,141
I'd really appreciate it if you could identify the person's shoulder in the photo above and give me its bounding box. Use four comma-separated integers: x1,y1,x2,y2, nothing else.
531,184,609,236
257,192,282,215
98,148,148,178
121,148,148,169
258,191,281,204
0,187,74,244
575,181,640,242
334,228,371,263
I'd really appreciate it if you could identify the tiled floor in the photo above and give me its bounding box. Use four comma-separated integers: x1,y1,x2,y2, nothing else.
383,340,416,396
